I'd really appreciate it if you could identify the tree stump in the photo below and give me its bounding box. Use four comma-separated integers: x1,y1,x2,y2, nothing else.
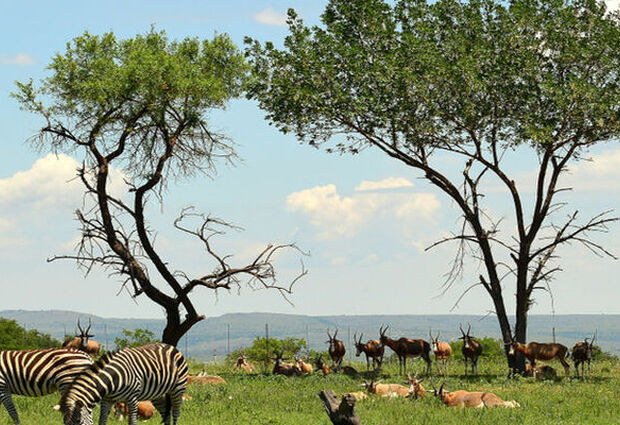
319,390,361,425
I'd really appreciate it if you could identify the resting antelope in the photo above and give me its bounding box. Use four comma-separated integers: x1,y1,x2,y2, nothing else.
295,357,314,374
62,318,101,357
429,330,452,374
326,329,346,370
459,324,482,375
525,364,557,380
234,354,255,373
572,331,596,378
507,337,570,376
406,373,426,400
353,332,384,371
114,400,155,421
434,383,519,408
379,325,432,375
315,355,331,375
187,373,227,385
363,380,410,398
272,351,300,376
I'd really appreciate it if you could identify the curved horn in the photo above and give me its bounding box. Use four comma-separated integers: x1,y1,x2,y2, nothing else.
459,323,465,336
86,318,92,334
467,323,472,336
77,319,84,334
327,328,332,340
333,329,339,339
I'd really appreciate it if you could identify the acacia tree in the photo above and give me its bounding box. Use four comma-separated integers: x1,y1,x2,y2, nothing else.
246,0,619,372
14,30,306,346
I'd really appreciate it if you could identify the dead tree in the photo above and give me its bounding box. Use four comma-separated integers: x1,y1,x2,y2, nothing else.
319,390,361,425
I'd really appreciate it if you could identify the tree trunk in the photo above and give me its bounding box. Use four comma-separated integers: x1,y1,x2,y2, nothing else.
319,390,361,425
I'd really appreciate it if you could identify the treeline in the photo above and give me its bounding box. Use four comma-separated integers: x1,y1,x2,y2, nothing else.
0,318,60,350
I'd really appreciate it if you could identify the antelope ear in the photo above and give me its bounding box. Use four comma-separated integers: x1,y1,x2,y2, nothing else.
418,378,424,383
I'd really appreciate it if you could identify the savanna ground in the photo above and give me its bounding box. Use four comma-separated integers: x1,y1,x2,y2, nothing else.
5,355,619,425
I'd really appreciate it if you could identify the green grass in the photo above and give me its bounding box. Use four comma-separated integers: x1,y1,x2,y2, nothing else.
3,358,619,425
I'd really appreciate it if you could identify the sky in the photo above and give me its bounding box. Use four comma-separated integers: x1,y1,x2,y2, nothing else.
0,1,618,322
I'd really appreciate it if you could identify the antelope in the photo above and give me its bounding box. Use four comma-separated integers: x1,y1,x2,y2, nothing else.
315,355,331,375
187,374,227,385
62,318,101,357
234,354,255,373
326,329,346,370
345,391,368,401
379,325,432,375
272,351,300,376
459,324,482,375
295,357,314,374
572,331,596,378
429,330,452,374
363,380,410,398
525,364,557,380
434,383,519,408
406,373,426,400
507,336,570,376
114,400,155,421
353,332,384,371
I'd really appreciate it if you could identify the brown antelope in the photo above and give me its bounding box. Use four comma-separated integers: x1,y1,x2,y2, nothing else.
353,332,384,371
187,374,227,385
315,355,331,375
62,318,101,356
525,364,557,380
114,400,155,420
434,383,519,408
429,330,452,374
507,336,570,376
344,391,368,401
234,354,255,373
406,373,426,400
379,325,432,375
571,331,596,378
363,380,410,398
295,357,314,374
459,324,482,375
272,351,301,376
326,329,346,370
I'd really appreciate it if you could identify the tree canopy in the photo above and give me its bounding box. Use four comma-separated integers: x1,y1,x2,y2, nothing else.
0,318,60,350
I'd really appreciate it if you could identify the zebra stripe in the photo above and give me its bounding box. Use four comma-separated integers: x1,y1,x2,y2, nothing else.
61,342,187,425
0,348,93,424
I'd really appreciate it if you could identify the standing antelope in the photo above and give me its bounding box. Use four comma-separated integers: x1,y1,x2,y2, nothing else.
571,331,596,378
379,325,432,375
326,329,346,370
434,383,519,408
62,318,101,357
429,330,452,374
353,332,384,371
60,343,187,425
459,324,482,375
507,336,570,376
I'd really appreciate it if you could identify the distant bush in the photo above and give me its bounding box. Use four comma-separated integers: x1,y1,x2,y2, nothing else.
0,318,60,350
226,337,307,365
114,328,160,350
450,337,506,360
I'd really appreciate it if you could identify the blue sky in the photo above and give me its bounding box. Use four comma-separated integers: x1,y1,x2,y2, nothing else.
0,1,618,321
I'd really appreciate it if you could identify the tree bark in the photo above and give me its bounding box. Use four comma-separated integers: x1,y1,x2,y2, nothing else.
319,390,361,425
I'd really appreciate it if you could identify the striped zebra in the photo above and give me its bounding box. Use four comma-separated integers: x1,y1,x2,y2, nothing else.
60,342,188,425
0,348,93,424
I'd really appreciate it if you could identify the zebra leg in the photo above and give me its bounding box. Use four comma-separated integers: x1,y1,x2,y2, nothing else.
170,393,184,425
152,397,170,425
98,400,112,425
126,399,139,425
0,390,19,424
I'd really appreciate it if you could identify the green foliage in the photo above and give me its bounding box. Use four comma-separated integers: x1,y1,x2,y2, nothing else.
226,337,308,364
114,328,160,350
450,337,506,360
0,318,61,350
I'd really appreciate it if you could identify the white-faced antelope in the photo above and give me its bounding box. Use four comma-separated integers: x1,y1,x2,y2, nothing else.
326,329,346,370
459,324,482,375
429,330,452,374
62,318,101,357
353,332,384,371
525,364,557,380
363,380,410,398
406,373,426,400
507,336,570,377
272,351,300,376
571,331,596,378
379,325,432,375
234,354,255,373
434,383,519,408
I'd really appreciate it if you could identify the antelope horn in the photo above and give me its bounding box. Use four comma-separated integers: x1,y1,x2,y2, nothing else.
86,317,92,333
459,323,465,335
467,323,471,336
77,319,84,334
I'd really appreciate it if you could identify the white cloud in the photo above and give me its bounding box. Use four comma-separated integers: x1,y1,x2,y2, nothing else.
564,148,620,191
330,256,347,266
0,53,34,65
355,177,414,192
606,0,619,11
286,179,440,239
254,8,287,26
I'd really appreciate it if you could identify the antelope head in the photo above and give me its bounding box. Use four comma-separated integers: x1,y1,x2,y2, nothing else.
76,318,94,351
353,332,364,356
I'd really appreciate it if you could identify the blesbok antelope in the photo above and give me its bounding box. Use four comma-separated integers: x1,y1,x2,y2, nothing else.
315,355,331,375
406,373,426,400
379,325,432,375
525,364,557,380
187,374,227,385
429,330,452,373
62,318,101,357
459,324,482,375
363,380,410,398
353,332,384,371
507,337,570,376
114,400,155,421
272,351,300,376
434,383,519,408
234,354,255,373
572,331,596,378
295,357,314,374
326,329,346,370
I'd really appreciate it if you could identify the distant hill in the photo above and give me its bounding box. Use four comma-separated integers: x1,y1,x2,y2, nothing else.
1,310,618,360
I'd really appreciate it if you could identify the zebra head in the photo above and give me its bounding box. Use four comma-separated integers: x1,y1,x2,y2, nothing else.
61,398,94,425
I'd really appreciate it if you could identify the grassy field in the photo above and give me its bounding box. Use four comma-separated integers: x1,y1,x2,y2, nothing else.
4,357,619,425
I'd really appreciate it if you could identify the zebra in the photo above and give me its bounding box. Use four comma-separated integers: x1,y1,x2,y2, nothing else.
0,348,93,424
60,342,188,425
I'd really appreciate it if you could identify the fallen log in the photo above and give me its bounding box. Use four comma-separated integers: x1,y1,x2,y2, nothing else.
319,390,361,425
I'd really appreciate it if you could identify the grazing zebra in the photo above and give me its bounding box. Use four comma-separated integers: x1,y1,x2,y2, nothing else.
60,342,188,425
0,348,93,424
